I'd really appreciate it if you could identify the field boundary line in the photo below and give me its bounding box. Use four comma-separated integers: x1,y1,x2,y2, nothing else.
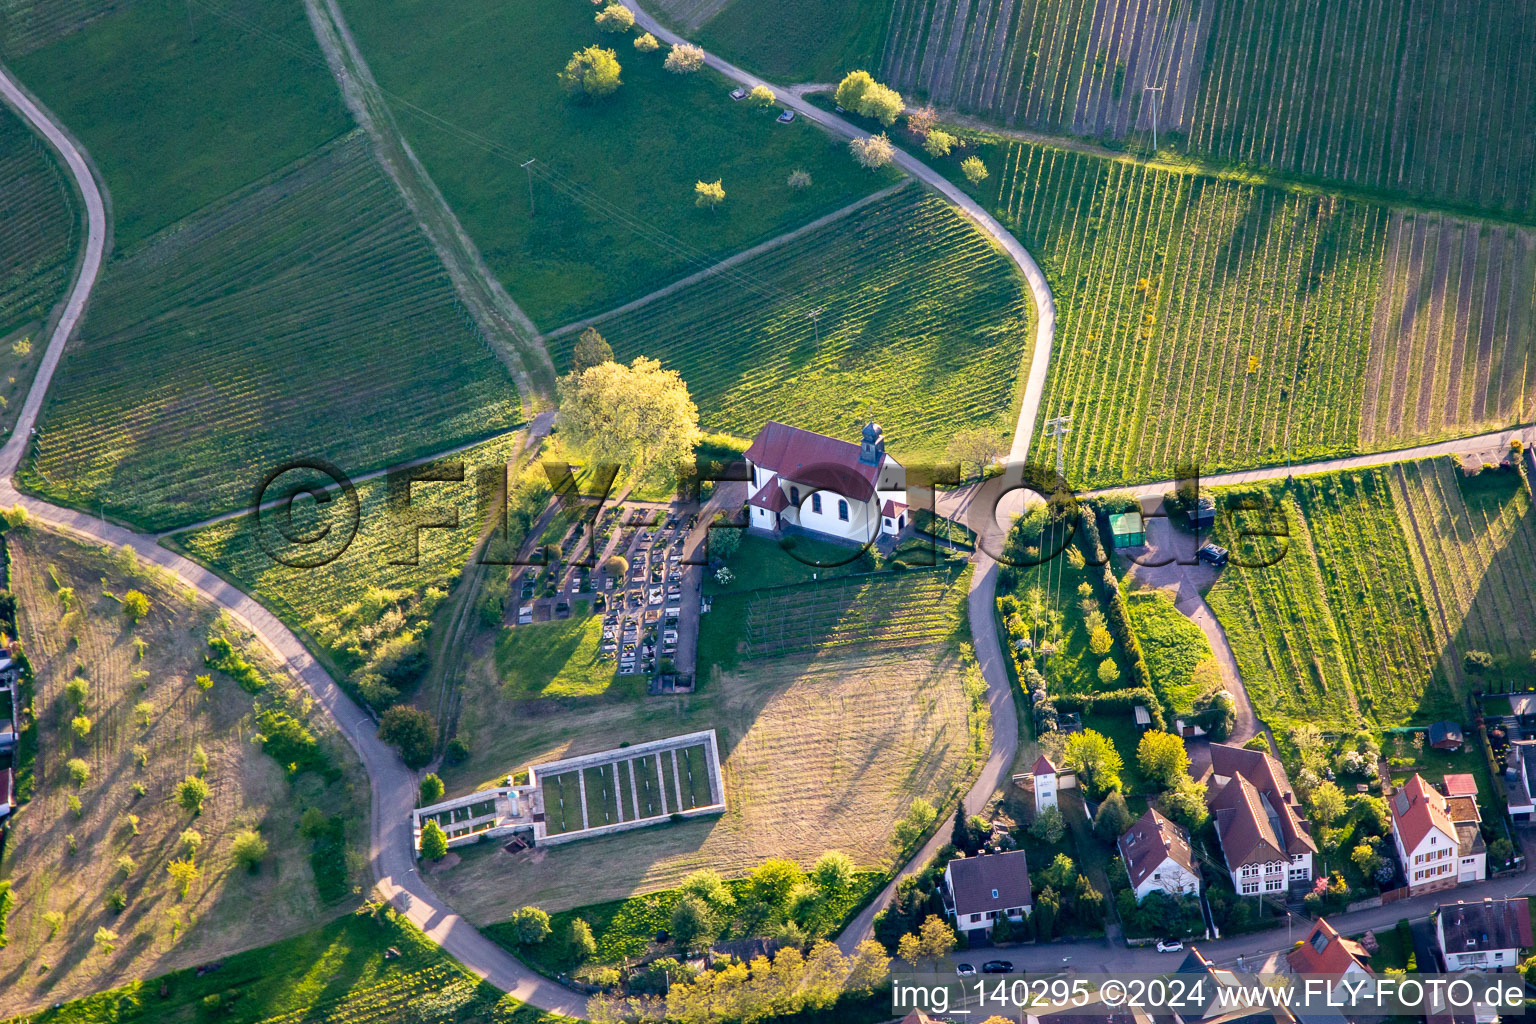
544,181,913,342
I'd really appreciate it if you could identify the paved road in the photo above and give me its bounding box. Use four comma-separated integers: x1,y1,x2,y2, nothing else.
0,63,590,1020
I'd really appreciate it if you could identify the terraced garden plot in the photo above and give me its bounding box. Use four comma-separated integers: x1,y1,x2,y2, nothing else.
6,0,350,247
674,743,716,809
21,136,523,530
1360,214,1534,446
735,564,967,660
1390,459,1536,690
541,770,584,835
555,189,1034,461
1186,0,1536,220
0,104,76,341
583,764,622,826
337,0,891,327
882,0,1211,140
1205,469,1445,734
631,753,667,818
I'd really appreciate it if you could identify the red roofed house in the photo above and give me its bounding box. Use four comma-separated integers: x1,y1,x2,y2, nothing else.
744,421,906,544
944,850,1032,943
1208,743,1316,895
1286,917,1372,1002
1118,807,1200,901
1391,774,1485,895
1032,754,1059,814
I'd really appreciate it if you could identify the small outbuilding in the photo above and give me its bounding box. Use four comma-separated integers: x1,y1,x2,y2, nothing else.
1429,721,1464,752
1108,511,1145,548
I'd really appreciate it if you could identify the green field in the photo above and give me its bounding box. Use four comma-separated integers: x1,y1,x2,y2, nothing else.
0,907,564,1024
336,0,895,327
555,188,1034,461
171,431,530,708
541,770,584,835
880,0,1536,218
0,104,76,340
693,0,894,82
20,135,522,530
5,0,350,249
1390,458,1536,692
971,140,1533,488
1206,468,1449,733
1124,588,1214,717
494,606,645,700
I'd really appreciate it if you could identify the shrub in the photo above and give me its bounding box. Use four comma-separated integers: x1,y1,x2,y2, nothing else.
694,179,726,210
445,736,470,765
566,917,597,965
68,794,83,816
746,84,775,108
604,555,629,576
420,819,449,861
633,32,659,52
94,926,119,955
787,169,812,190
379,706,436,768
231,829,269,870
559,46,623,99
206,636,267,693
115,854,136,878
67,757,91,786
1030,806,1065,844
178,775,210,814
923,129,955,157
181,828,203,855
510,906,552,945
0,882,12,949
121,590,150,622
961,156,989,185
664,43,705,74
419,773,445,805
105,888,127,913
1464,649,1494,674
833,70,904,124
850,133,895,169
70,714,91,740
593,3,633,32
195,673,213,693
64,675,88,707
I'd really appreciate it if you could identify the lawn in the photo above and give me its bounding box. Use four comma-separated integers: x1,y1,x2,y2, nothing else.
1123,588,1215,717
494,602,647,700
431,566,979,919
170,430,534,710
336,0,897,327
555,188,1034,462
1390,458,1536,693
695,0,894,83
5,0,350,249
0,906,570,1024
1205,467,1445,734
996,539,1129,698
946,138,1533,488
0,103,77,349
0,527,364,1014
20,135,524,531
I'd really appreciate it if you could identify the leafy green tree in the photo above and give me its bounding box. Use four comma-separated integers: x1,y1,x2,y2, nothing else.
67,757,91,786
664,43,705,73
1137,730,1190,789
231,829,268,871
633,32,659,52
679,868,735,914
1310,781,1347,826
945,427,1005,479
1032,887,1059,940
378,706,436,769
961,156,989,185
567,917,597,964
1159,775,1210,830
748,857,802,912
746,84,775,108
669,893,718,953
809,850,855,897
180,828,203,855
419,773,445,806
1350,843,1381,876
1065,729,1123,797
572,327,614,374
834,70,875,110
1031,806,1066,844
1093,790,1134,841
510,906,552,945
693,179,725,210
923,129,955,156
94,926,119,955
849,133,895,169
593,2,633,32
122,590,150,622
786,169,812,190
559,46,622,100
1089,626,1114,656
556,356,700,487
1096,658,1120,685
1193,687,1235,741
177,775,209,814
71,715,91,740
420,819,450,861
65,676,88,707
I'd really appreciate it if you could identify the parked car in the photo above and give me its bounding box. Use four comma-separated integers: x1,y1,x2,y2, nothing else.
1156,939,1184,953
776,109,796,123
981,960,1013,974
955,963,977,977
1196,543,1229,568
729,87,746,100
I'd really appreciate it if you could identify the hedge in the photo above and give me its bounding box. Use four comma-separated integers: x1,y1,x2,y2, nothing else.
1051,687,1166,729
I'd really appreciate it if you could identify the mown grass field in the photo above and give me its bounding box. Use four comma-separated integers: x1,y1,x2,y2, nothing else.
5,0,350,249
0,527,363,1014
433,563,978,919
1390,458,1536,692
1205,468,1453,735
337,0,896,327
1123,587,1213,717
879,0,1536,218
170,431,532,701
0,104,76,342
553,188,1034,462
971,140,1533,488
0,906,567,1024
20,136,523,530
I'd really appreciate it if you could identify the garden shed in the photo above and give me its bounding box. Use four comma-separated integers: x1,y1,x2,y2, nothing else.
1109,511,1145,548
1428,721,1464,751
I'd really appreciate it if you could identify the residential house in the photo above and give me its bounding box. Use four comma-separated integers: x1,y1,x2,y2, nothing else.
1117,808,1201,901
1434,897,1533,971
1171,946,1300,1024
943,850,1032,943
1390,774,1485,896
1506,741,1536,822
1208,743,1316,894
1032,754,1058,814
0,763,13,819
1286,917,1372,1002
0,680,16,753
743,421,906,544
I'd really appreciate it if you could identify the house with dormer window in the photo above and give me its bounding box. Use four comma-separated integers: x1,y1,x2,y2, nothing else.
1208,743,1316,896
743,421,907,544
1391,774,1486,896
943,850,1032,943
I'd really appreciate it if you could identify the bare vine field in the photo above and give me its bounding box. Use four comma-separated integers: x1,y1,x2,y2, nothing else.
553,189,1033,462
20,136,523,531
1205,469,1448,735
0,104,76,340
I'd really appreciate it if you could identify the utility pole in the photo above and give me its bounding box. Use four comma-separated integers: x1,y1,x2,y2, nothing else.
1044,415,1072,481
521,159,536,214
1144,84,1164,156
808,306,825,345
